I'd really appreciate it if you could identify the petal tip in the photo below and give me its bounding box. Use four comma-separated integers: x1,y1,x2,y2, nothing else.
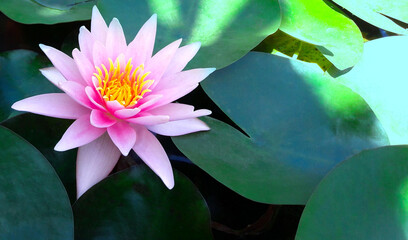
39,44,50,53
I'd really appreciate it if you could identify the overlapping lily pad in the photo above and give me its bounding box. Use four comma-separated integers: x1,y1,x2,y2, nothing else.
74,165,213,240
331,0,408,34
278,0,364,70
2,114,76,202
0,126,73,239
296,146,408,239
0,50,59,121
173,52,388,204
98,0,281,69
0,0,95,24
335,36,408,145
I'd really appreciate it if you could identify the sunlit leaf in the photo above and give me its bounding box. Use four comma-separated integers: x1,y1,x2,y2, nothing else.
335,36,408,145
278,0,364,70
98,0,281,69
331,0,408,34
254,30,333,71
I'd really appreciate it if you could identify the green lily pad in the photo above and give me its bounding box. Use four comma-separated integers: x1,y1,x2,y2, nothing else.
278,0,364,70
74,165,213,240
97,0,281,69
331,0,408,34
335,36,408,145
296,146,408,239
0,0,95,24
2,114,76,203
0,50,59,121
0,126,73,239
173,52,388,204
254,30,333,71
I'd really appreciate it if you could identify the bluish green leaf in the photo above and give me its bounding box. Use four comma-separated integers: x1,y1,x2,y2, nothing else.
296,146,408,240
0,126,73,239
2,114,76,203
173,52,388,204
0,0,95,24
0,50,59,121
74,165,213,240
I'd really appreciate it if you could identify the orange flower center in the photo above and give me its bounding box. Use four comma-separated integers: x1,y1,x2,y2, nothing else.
93,58,154,107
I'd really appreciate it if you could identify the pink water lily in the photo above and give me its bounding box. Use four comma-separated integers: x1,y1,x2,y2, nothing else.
12,6,214,198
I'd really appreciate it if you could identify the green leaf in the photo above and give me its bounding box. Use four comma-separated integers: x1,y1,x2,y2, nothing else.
0,126,73,239
335,36,408,145
2,114,76,203
97,0,281,69
0,50,59,121
254,30,333,71
173,52,388,204
74,165,213,240
0,0,95,24
278,0,364,70
296,146,408,239
331,0,408,34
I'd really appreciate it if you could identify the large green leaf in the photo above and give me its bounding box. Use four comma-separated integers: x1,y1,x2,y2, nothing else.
335,36,408,145
173,52,388,204
331,0,408,35
2,114,76,203
296,146,408,239
98,0,281,69
74,165,213,240
0,126,73,239
0,50,59,121
0,0,95,24
278,0,363,70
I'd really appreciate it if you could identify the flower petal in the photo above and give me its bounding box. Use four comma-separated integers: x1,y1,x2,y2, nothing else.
114,108,141,119
90,109,117,128
127,115,169,125
93,41,109,68
132,126,174,189
106,18,127,60
91,6,108,43
11,93,89,119
155,67,216,91
39,44,84,84
125,14,157,66
106,100,124,113
136,94,163,110
39,67,67,89
107,121,136,156
72,48,95,85
147,84,198,110
164,42,201,77
54,114,106,151
76,133,121,198
59,81,93,109
146,39,182,89
85,86,106,111
147,118,210,136
78,26,95,62
146,103,211,121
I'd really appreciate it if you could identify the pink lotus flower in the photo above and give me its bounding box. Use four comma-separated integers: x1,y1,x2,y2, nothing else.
12,6,214,198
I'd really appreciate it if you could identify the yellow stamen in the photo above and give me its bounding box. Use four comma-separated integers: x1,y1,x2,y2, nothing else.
93,58,154,107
